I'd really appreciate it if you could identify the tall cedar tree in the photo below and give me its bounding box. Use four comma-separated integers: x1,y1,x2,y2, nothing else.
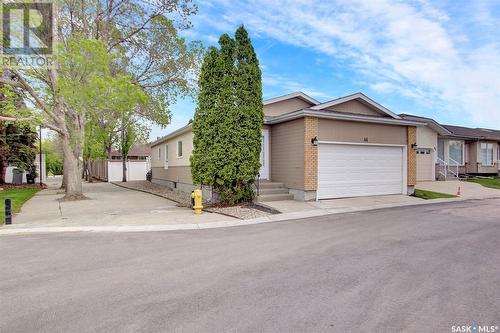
191,26,263,204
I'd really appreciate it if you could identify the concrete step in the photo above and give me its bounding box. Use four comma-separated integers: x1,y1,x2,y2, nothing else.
258,182,286,189
258,188,290,195
256,193,294,202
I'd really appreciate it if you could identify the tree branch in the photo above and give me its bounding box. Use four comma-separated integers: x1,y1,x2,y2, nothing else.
0,115,32,122
107,12,161,51
0,115,64,134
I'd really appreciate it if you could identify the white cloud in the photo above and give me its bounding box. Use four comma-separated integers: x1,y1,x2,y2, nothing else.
199,0,500,126
263,73,331,100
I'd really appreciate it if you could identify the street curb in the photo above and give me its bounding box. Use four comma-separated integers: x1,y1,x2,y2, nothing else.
2,195,499,236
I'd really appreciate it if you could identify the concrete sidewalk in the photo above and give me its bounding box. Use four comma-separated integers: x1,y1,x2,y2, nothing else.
262,194,423,214
0,192,467,236
2,178,500,236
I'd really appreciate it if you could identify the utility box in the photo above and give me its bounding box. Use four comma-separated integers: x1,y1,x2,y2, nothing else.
12,168,23,185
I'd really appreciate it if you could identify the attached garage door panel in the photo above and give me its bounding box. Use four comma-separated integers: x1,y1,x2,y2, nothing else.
318,144,404,199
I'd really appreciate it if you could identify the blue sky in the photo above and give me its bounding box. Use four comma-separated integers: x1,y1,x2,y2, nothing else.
150,0,500,140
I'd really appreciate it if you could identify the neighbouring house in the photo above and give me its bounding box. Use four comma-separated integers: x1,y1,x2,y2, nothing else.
109,144,151,161
151,92,423,201
440,125,500,176
150,125,195,194
400,115,500,179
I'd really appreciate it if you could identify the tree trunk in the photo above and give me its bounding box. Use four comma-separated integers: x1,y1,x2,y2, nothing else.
0,154,6,184
61,167,67,190
60,133,85,200
87,159,93,183
122,156,127,182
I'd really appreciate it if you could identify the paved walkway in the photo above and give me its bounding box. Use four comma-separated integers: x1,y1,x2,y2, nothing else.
262,194,423,214
9,180,235,228
416,180,500,199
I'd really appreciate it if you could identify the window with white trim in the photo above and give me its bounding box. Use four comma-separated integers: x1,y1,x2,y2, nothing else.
164,144,169,169
480,143,494,166
177,141,183,158
157,147,161,160
449,140,464,165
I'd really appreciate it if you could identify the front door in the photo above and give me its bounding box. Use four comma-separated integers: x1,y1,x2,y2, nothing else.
416,148,434,181
259,129,270,179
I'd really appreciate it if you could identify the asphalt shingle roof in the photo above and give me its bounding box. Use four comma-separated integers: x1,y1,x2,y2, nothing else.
443,125,500,140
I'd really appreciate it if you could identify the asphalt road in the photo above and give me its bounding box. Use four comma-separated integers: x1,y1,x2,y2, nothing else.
1,199,500,333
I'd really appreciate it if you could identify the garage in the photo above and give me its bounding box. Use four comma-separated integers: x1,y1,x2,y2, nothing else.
416,148,434,181
317,143,406,199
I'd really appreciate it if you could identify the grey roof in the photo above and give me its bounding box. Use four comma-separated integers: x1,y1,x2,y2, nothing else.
442,125,500,141
110,144,151,157
150,124,192,147
263,91,320,106
399,114,452,136
311,92,401,119
265,109,423,126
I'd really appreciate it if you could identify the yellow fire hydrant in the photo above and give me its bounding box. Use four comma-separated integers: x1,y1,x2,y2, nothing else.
191,189,203,214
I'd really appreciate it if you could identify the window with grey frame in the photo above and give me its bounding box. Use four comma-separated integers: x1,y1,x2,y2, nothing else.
480,143,494,166
177,141,183,158
164,144,169,169
448,140,464,165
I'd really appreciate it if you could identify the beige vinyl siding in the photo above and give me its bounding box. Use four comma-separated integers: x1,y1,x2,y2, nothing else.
151,130,194,168
465,141,498,174
270,118,305,190
323,100,386,117
416,126,438,149
264,98,314,117
318,119,407,145
150,129,194,185
151,166,192,184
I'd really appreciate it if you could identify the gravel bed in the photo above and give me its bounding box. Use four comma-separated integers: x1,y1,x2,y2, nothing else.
204,205,275,220
112,181,192,206
113,181,278,220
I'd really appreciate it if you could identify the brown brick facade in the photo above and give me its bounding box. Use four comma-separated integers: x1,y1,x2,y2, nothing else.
304,117,318,191
407,126,417,186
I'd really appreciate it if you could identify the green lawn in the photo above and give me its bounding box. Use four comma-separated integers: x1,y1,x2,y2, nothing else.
413,189,456,200
467,177,500,190
0,188,40,224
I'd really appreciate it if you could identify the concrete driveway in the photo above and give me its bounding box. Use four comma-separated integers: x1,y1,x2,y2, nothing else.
1,199,499,332
12,181,235,227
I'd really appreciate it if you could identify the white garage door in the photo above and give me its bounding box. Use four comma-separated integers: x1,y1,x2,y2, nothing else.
318,144,405,199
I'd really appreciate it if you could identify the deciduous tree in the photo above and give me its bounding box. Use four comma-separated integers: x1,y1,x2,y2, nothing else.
0,0,202,199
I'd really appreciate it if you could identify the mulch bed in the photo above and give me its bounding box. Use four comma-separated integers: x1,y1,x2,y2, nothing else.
0,184,47,191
